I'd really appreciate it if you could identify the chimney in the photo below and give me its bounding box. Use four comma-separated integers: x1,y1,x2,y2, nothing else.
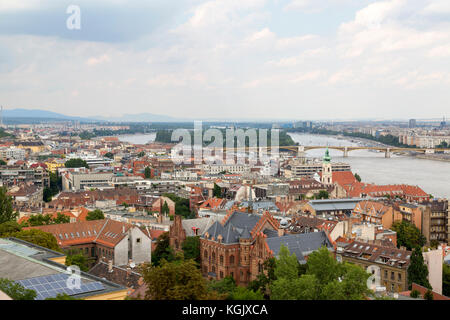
108,260,113,273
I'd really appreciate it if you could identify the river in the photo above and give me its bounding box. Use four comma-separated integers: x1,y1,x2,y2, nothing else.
117,133,156,145
116,132,450,199
288,133,450,199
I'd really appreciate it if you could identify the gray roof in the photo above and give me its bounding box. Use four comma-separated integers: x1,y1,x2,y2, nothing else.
309,198,368,212
240,201,279,211
266,231,333,264
181,216,219,237
263,229,279,238
203,211,260,244
241,226,252,239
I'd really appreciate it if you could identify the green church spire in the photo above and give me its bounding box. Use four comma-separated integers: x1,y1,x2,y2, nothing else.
323,147,331,163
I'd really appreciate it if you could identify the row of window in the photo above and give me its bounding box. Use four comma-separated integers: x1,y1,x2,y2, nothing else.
204,250,235,265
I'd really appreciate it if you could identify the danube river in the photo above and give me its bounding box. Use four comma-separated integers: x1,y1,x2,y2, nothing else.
288,133,450,199
117,133,156,145
116,132,450,198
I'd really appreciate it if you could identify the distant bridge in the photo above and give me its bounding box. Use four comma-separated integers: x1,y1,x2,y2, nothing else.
219,145,447,158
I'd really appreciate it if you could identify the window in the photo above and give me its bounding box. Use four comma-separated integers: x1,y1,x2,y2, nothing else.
204,250,208,259
384,270,388,278
220,255,224,266
220,271,223,279
230,255,234,265
398,273,402,281
136,238,141,243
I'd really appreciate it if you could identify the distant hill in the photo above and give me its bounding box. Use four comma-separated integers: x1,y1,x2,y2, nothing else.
2,108,182,123
95,113,180,122
3,109,97,122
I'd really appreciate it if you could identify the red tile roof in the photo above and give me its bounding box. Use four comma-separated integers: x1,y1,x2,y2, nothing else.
25,219,138,248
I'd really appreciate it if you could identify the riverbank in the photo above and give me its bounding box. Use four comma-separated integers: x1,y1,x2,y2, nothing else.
295,132,450,162
414,154,450,162
288,132,450,198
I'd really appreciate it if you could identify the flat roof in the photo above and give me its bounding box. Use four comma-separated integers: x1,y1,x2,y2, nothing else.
0,238,127,300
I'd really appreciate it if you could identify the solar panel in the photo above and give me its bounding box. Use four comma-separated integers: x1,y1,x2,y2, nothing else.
16,273,105,300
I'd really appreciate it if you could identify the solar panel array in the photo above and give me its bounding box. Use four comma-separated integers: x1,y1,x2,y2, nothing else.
17,273,105,300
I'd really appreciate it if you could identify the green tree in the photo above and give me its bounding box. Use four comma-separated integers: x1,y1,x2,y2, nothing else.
354,173,362,182
138,151,145,157
0,159,6,166
11,229,62,252
65,250,89,272
65,158,89,168
104,152,114,159
144,166,151,179
391,221,426,250
410,289,420,298
141,258,208,300
0,187,17,224
306,246,341,286
271,245,370,300
27,214,53,226
86,209,105,221
315,190,329,199
208,276,236,299
0,278,37,300
407,247,431,290
248,257,277,298
163,193,195,219
152,232,175,267
0,221,22,237
443,263,450,297
213,183,222,198
229,286,264,300
53,213,70,224
424,289,434,300
181,236,200,263
43,187,53,202
161,201,170,216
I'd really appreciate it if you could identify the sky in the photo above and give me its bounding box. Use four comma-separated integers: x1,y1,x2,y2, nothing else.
1,0,450,121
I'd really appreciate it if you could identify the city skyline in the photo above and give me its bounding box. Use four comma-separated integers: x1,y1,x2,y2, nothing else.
2,0,450,120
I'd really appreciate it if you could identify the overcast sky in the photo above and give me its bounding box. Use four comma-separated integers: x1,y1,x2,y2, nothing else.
1,0,450,120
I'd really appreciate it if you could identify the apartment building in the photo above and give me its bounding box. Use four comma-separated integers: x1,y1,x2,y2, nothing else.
338,240,411,293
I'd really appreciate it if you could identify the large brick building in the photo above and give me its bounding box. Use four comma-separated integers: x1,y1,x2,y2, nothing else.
198,210,334,286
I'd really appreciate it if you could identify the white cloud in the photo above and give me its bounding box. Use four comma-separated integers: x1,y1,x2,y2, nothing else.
422,0,450,15
428,44,450,57
0,0,41,11
86,54,111,66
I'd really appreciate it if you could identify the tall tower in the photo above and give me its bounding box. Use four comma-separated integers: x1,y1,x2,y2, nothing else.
321,147,332,185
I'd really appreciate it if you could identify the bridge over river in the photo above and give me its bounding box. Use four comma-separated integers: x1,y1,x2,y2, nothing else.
221,145,447,158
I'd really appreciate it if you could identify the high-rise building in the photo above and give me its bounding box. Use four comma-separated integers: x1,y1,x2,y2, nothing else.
409,119,416,128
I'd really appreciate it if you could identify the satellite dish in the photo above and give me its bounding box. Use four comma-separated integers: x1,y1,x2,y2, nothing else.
130,262,136,268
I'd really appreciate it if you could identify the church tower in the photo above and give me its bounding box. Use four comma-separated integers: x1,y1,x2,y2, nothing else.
321,147,332,185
